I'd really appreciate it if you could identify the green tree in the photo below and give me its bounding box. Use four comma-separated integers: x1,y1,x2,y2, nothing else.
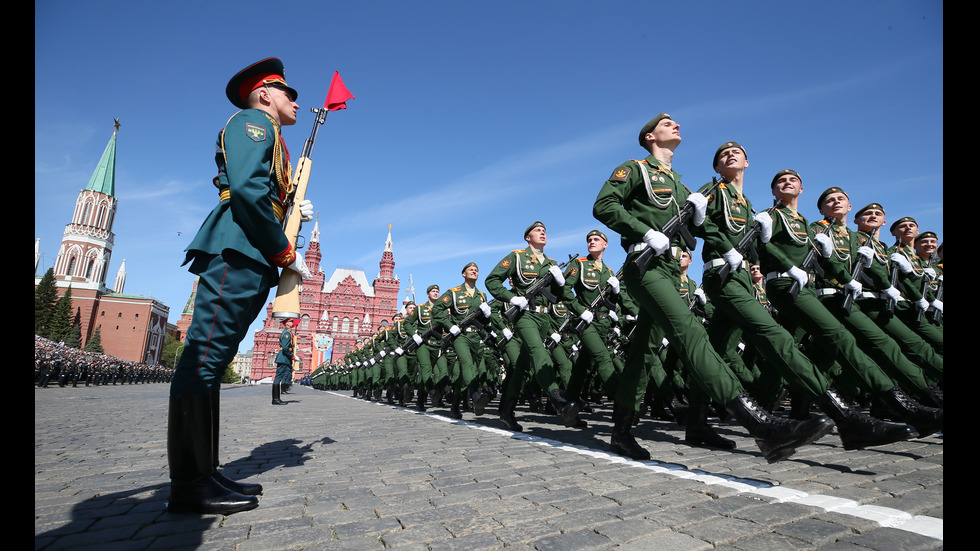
222,365,241,384
84,326,104,354
64,322,82,349
35,268,57,337
49,286,74,342
161,334,185,369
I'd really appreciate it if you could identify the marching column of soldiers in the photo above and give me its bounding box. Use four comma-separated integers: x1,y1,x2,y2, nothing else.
311,113,942,464
35,336,175,387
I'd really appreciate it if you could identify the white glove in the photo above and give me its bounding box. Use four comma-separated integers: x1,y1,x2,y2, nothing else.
550,332,561,344
510,296,528,310
412,334,423,345
613,327,621,336
380,350,387,357
625,314,636,322
890,253,913,274
916,297,929,312
723,248,743,272
298,199,314,223
394,347,404,356
548,265,565,286
579,310,594,324
813,233,833,258
502,328,514,341
479,302,492,317
923,267,937,280
694,288,707,306
788,265,809,289
285,252,312,280
737,342,746,353
449,325,461,336
882,286,901,302
607,275,620,294
856,246,874,268
661,337,670,347
642,229,670,255
686,192,708,226
844,279,862,298
931,299,943,312
608,311,619,323
753,211,773,243
369,358,375,365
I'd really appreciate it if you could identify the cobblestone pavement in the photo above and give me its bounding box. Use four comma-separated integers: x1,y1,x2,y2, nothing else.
36,384,942,550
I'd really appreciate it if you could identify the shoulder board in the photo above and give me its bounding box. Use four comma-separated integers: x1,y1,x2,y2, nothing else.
513,249,526,254
814,219,831,228
577,257,589,262
450,286,462,291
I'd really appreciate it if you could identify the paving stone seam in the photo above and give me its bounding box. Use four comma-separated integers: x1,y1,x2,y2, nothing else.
327,391,943,542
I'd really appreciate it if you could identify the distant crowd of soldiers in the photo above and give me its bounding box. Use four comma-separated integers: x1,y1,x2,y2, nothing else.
311,116,942,464
35,336,174,387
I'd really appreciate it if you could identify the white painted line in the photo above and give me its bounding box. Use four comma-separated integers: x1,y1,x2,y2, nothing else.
329,392,943,541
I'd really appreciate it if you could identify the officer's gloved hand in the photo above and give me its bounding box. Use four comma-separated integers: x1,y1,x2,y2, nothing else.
856,246,874,268
548,265,565,286
882,286,902,302
285,252,312,280
298,199,314,222
723,248,743,272
510,296,528,310
686,192,708,226
479,302,492,317
813,233,833,258
844,279,862,298
890,253,913,274
753,211,773,243
449,325,461,336
579,310,594,325
788,266,809,290
930,299,943,313
607,275,620,294
923,267,937,281
412,334,423,345
694,288,707,306
642,229,670,256
502,328,513,341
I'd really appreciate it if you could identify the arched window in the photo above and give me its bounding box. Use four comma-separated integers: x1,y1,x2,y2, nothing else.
342,317,349,332
85,259,95,279
66,256,76,276
301,314,310,330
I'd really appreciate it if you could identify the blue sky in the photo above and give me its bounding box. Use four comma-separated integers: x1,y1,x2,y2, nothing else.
35,1,943,353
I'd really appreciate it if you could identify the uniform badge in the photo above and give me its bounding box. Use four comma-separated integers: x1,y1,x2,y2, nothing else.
442,296,450,303
610,166,631,182
500,259,511,268
245,123,267,142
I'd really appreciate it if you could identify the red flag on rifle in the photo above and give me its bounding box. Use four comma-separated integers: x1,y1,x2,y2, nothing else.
324,71,354,111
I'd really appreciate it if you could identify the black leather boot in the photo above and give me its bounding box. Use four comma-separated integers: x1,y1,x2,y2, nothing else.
470,388,490,416
610,404,651,460
685,401,735,449
499,393,523,432
882,388,942,438
547,388,581,428
167,394,258,514
450,392,463,419
727,392,834,463
272,384,286,405
211,392,262,496
817,389,919,450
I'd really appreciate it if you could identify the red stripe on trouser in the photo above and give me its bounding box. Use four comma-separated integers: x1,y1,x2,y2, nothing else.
183,263,229,396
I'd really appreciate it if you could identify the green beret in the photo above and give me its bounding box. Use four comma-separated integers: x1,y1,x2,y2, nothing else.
771,169,802,189
712,141,746,168
461,262,478,274
889,216,917,233
914,231,938,243
817,187,848,209
586,229,608,242
524,221,546,238
426,284,440,293
638,113,671,150
855,203,885,217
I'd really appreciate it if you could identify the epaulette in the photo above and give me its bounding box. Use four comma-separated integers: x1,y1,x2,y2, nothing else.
513,249,526,253
450,286,462,292
577,257,589,262
815,219,831,228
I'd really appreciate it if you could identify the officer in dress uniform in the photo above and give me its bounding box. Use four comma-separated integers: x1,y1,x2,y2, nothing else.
274,318,298,405
167,58,314,515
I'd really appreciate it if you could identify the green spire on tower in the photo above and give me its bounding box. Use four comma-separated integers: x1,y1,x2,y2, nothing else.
85,118,119,196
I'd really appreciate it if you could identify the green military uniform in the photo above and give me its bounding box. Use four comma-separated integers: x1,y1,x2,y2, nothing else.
432,281,491,410
561,255,621,402
593,156,743,411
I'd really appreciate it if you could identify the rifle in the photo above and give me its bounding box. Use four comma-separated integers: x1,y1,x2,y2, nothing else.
273,73,354,319
788,216,838,298
841,251,868,314
503,254,577,323
716,206,776,285
441,299,498,346
547,267,624,350
633,178,722,277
